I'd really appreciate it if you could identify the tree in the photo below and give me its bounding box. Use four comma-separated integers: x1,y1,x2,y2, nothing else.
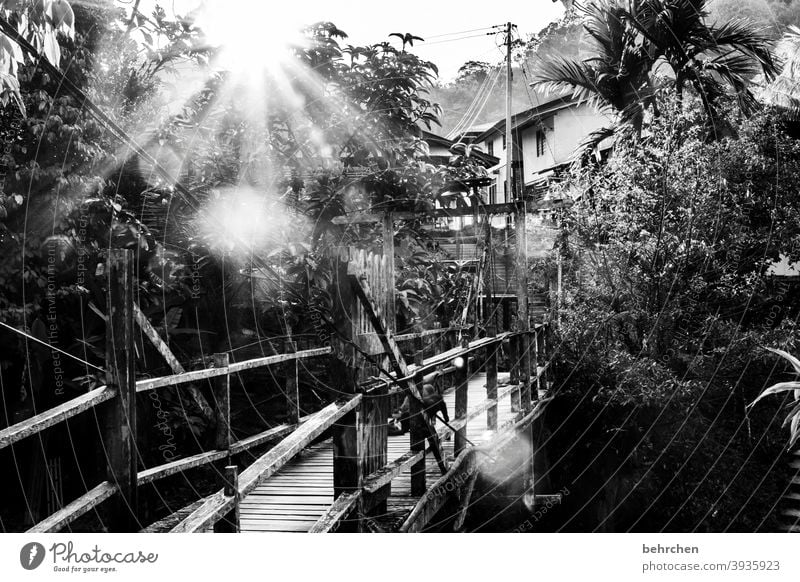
764,25,800,118
531,0,777,151
547,96,800,531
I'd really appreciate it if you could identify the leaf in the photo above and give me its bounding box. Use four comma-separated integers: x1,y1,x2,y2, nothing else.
748,381,800,408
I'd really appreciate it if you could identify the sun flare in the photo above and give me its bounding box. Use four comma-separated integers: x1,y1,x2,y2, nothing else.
194,1,309,75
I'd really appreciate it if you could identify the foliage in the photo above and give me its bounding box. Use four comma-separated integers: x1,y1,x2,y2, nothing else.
749,347,800,449
548,96,800,531
532,0,777,152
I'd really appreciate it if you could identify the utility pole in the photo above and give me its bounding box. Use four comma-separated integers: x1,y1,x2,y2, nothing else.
504,22,532,409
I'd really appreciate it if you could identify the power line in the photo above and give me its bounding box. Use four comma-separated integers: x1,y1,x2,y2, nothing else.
424,33,496,46
424,26,497,40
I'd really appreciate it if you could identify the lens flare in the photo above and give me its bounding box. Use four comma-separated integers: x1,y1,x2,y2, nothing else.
194,0,309,75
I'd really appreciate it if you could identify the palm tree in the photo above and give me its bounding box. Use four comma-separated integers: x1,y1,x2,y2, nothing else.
533,0,655,143
763,25,800,118
532,0,777,151
624,0,776,117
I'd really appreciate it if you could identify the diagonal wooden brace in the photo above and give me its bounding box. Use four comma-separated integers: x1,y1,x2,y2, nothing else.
346,268,448,475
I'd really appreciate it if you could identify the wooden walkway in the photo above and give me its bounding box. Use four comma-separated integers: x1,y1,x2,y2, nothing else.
240,371,515,532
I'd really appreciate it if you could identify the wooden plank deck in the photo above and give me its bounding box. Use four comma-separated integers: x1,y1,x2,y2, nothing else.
239,371,517,532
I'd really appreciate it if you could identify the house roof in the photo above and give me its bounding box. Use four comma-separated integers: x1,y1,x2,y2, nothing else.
420,130,500,168
472,89,580,143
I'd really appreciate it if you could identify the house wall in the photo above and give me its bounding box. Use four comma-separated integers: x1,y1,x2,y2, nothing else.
520,102,610,184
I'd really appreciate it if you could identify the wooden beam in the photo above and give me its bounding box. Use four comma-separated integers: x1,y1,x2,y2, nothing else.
137,450,228,485
27,482,116,533
308,491,360,533
133,303,213,420
330,200,571,224
236,396,362,497
0,387,115,450
346,265,447,474
133,347,331,393
170,490,233,533
104,249,138,532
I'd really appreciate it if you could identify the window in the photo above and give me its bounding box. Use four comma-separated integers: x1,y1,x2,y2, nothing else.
536,129,546,157
487,140,494,157
489,184,497,204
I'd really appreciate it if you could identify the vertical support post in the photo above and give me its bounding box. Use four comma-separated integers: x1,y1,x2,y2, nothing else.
538,327,547,393
214,465,240,533
212,353,231,453
284,340,299,424
509,333,520,412
359,384,389,516
382,212,396,333
486,330,498,431
410,372,427,496
211,352,237,532
532,328,540,401
520,332,532,412
104,249,137,532
454,337,469,459
414,334,424,367
332,248,361,529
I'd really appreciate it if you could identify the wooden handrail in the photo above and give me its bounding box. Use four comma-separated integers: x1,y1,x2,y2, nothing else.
170,395,362,532
0,386,116,450
135,346,332,393
27,481,117,533
400,398,551,533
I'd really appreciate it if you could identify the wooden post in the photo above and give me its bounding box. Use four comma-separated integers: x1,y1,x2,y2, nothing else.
414,334,424,366
520,332,532,412
211,352,237,532
104,249,138,532
212,353,231,453
214,465,240,533
486,330,498,431
532,329,540,401
332,249,361,529
454,337,469,459
410,372,427,496
382,212,396,333
509,333,520,413
359,384,389,516
284,340,299,424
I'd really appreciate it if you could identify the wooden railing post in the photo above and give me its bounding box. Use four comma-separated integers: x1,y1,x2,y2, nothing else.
214,465,240,533
454,337,469,458
410,372,427,496
211,352,237,532
486,330,498,431
212,353,231,453
284,340,299,424
509,334,520,412
520,332,532,412
104,249,138,532
359,384,389,517
532,328,540,401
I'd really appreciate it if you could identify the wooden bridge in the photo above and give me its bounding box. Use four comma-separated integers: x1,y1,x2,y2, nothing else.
0,239,555,533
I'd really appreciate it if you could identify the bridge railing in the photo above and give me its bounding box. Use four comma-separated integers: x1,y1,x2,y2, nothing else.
0,249,495,533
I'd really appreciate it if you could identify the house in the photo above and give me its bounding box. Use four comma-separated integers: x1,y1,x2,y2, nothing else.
460,91,613,204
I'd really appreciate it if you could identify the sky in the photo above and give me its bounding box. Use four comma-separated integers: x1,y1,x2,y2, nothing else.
123,0,567,81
